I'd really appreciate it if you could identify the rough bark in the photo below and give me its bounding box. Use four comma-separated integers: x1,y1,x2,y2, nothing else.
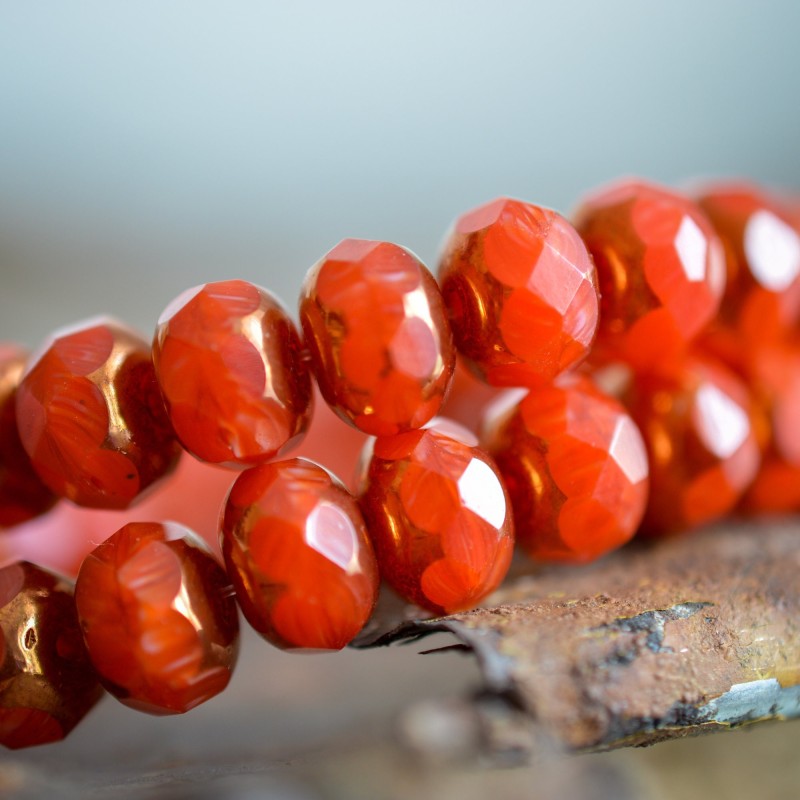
360,521,800,760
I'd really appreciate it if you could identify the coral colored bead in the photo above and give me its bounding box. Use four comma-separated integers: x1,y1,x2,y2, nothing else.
438,198,599,388
575,180,726,370
359,420,514,614
0,346,57,527
700,329,800,514
16,318,181,509
299,240,455,436
482,375,649,563
221,458,379,650
696,183,800,341
621,356,760,536
153,279,313,466
0,562,102,749
75,522,239,714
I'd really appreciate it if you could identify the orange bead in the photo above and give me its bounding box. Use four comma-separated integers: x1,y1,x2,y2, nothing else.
0,562,102,749
299,240,455,436
153,280,313,466
482,375,649,563
359,420,514,614
0,346,57,527
75,522,239,714
438,198,599,387
621,356,760,536
16,319,181,509
696,182,800,342
575,180,725,370
221,458,379,650
700,329,800,514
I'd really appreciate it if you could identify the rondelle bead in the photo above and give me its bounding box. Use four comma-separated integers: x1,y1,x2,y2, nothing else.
482,375,649,563
221,458,379,650
696,182,800,341
75,522,239,715
700,329,800,514
574,180,726,370
438,198,599,387
0,562,102,749
621,356,761,536
359,420,514,615
16,318,181,509
153,280,313,466
299,239,456,436
0,346,57,527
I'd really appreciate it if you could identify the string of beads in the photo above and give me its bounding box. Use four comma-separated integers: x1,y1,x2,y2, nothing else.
1,179,799,748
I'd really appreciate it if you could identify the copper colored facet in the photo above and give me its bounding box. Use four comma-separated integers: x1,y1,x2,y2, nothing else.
154,280,313,466
16,319,181,509
0,561,102,749
0,346,57,527
75,522,239,715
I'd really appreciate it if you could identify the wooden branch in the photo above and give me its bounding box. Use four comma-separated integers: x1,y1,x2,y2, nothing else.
360,521,800,761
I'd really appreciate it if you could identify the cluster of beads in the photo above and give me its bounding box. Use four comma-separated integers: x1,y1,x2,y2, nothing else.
1,178,799,749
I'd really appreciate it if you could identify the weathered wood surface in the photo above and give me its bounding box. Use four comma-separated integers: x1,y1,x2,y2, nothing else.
362,521,800,759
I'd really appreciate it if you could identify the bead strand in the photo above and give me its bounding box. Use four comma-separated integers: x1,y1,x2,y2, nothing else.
1,177,799,749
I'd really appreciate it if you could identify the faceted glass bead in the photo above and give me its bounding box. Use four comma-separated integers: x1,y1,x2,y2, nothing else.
154,280,313,466
482,375,649,563
299,240,455,436
700,329,800,514
621,356,760,536
16,318,181,509
0,346,57,527
575,180,726,370
75,522,239,714
0,562,102,749
438,198,599,387
696,182,800,341
359,420,514,614
221,458,379,650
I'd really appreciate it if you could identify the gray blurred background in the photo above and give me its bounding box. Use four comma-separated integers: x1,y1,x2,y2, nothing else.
2,4,800,798
2,1,799,345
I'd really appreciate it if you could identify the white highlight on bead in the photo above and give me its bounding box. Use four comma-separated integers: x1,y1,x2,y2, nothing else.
608,416,649,484
745,210,800,292
675,215,708,282
694,382,749,459
457,457,507,529
305,501,360,574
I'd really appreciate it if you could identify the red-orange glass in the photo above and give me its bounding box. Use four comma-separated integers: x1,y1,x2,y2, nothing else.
438,198,599,387
700,328,800,514
482,374,649,563
0,346,57,527
299,240,455,436
575,180,726,370
75,522,239,714
221,458,379,650
359,420,514,614
16,319,181,509
697,182,800,342
0,562,102,749
622,355,761,536
153,279,313,466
